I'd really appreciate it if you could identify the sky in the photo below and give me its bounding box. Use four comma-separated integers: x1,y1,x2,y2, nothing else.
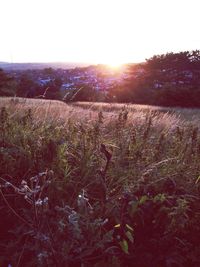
0,0,200,65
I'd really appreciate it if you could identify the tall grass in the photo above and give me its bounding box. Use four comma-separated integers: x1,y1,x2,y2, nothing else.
0,97,200,267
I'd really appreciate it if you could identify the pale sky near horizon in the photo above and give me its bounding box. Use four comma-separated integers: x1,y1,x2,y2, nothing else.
0,0,200,65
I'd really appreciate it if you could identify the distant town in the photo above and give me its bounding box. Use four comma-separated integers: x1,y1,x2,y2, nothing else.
0,62,136,101
1,50,200,107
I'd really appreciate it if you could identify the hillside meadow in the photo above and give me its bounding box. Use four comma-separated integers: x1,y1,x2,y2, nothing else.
0,97,200,267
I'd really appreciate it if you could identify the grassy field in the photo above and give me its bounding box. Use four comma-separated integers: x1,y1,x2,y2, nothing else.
0,97,200,267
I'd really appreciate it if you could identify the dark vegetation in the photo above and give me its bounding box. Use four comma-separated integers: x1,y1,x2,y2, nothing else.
108,50,200,107
0,100,200,266
1,50,200,107
0,68,62,100
1,50,200,266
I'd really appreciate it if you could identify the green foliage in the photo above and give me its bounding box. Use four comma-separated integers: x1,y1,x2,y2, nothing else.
0,102,200,266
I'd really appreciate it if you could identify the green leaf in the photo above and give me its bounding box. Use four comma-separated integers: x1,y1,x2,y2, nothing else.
139,195,148,205
153,193,166,203
119,239,129,254
125,231,134,243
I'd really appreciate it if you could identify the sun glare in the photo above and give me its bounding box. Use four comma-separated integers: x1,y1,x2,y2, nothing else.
0,0,199,64
107,62,123,69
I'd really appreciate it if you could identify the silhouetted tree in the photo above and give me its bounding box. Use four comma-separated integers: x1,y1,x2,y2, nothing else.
0,69,16,96
124,50,200,107
70,85,97,101
16,74,36,97
44,78,62,99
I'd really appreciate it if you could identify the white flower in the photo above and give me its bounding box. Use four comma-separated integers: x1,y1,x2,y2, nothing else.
35,199,43,206
43,197,48,204
5,181,11,188
21,180,27,186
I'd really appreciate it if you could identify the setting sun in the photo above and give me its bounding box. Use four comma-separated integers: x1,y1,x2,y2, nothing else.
106,62,124,70
1,1,200,265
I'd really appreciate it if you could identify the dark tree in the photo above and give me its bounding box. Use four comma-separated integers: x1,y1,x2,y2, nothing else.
16,74,36,97
44,78,62,99
0,69,16,96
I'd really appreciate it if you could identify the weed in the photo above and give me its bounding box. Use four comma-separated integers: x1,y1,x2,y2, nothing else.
0,98,200,267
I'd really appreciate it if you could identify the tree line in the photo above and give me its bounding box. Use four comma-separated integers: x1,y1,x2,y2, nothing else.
0,68,62,100
108,50,200,107
1,50,200,107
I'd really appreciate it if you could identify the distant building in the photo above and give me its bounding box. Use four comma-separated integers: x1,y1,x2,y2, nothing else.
37,78,52,85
